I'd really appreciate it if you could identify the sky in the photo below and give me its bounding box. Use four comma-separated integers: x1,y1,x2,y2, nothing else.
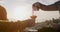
0,0,59,22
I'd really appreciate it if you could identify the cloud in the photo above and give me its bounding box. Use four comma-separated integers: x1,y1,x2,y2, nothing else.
1,0,59,5
39,0,59,5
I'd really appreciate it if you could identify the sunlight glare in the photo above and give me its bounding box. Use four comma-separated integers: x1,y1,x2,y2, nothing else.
13,6,31,21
